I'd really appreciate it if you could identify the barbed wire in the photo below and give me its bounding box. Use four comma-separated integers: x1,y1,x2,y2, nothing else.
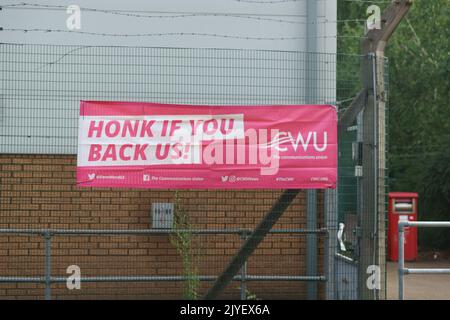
232,0,391,3
388,153,440,159
342,0,391,3
0,3,369,25
390,144,449,150
336,95,361,105
3,3,302,16
1,3,304,24
1,28,367,40
231,0,304,3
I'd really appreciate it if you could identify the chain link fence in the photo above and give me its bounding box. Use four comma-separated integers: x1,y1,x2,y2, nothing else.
0,43,387,299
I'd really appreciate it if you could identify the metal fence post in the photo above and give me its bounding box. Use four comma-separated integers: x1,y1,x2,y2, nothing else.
306,190,318,300
306,0,319,300
44,231,52,300
240,261,247,300
324,188,338,299
398,222,405,300
240,230,249,300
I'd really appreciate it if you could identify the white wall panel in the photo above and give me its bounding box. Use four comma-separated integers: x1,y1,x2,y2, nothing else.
0,0,336,154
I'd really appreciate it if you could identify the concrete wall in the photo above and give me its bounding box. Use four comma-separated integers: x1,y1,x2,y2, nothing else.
0,0,336,51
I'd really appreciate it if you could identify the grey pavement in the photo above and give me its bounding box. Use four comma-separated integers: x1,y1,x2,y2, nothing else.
387,261,450,300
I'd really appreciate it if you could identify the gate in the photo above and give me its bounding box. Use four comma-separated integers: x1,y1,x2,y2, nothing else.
334,54,389,300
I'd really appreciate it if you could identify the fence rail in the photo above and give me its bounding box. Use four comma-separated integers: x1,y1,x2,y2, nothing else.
0,228,327,300
398,221,450,300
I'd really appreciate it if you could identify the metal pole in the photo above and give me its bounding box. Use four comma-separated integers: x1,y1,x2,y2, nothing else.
371,52,380,301
306,190,318,300
350,0,411,300
240,231,248,301
359,52,377,300
204,189,300,300
324,188,337,299
406,221,450,228
306,0,318,300
44,231,52,300
0,274,326,284
406,269,450,274
240,261,247,300
0,228,324,236
398,223,405,300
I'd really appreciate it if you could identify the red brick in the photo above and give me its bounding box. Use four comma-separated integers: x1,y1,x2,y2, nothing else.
0,154,314,300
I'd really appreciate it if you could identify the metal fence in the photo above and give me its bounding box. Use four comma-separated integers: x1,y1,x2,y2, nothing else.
398,221,450,300
0,228,327,300
0,43,388,299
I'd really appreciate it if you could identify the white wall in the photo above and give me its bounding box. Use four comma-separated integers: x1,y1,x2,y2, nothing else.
0,0,336,52
0,0,336,154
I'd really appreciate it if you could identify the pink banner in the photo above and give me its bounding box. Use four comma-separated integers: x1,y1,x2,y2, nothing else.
77,101,337,189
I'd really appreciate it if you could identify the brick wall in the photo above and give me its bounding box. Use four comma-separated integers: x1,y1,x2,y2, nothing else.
0,154,325,299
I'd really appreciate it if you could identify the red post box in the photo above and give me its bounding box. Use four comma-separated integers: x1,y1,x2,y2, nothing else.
388,192,418,261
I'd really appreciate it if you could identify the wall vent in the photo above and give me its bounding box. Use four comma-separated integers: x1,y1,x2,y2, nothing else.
151,203,174,229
